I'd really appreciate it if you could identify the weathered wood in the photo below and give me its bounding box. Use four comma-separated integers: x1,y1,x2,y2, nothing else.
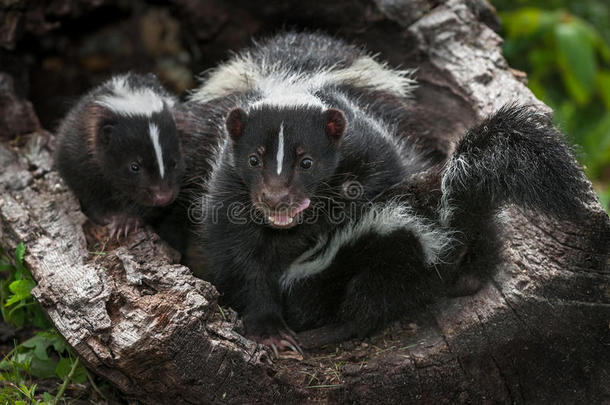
0,73,40,139
1,0,609,403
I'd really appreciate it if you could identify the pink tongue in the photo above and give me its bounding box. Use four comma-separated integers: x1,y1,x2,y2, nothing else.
270,199,311,223
290,198,311,217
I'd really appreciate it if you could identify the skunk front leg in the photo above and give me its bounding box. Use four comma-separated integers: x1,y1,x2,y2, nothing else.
213,255,302,356
242,271,302,356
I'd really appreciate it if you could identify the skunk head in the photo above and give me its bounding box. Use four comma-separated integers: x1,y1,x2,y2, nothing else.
226,105,346,229
91,74,183,207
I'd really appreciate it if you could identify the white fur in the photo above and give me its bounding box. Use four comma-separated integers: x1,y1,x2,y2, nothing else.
96,75,175,117
277,122,285,175
249,91,327,110
280,202,453,290
439,155,471,226
329,56,415,97
190,54,415,108
192,56,260,103
495,207,513,225
149,122,164,178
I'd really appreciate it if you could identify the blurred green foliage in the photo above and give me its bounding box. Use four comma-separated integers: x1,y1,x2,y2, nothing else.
0,243,51,330
0,244,89,404
492,0,610,210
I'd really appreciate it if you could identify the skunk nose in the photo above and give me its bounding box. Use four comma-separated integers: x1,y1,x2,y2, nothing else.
261,189,290,209
152,190,175,206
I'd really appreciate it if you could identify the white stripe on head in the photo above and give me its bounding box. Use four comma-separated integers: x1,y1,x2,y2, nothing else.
96,75,175,117
149,122,165,178
276,122,285,175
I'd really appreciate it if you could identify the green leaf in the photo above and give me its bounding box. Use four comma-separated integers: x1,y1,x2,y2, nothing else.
21,334,53,361
589,23,610,62
14,243,25,266
29,357,58,379
582,113,610,177
598,188,610,212
55,357,71,379
501,8,544,38
5,279,35,306
0,262,13,271
7,308,26,327
528,48,555,71
13,243,28,280
596,71,610,110
17,383,35,398
32,308,52,329
51,337,67,354
527,73,548,102
555,20,598,104
73,362,87,383
56,356,87,383
500,8,559,39
12,352,32,369
8,279,35,297
43,391,54,403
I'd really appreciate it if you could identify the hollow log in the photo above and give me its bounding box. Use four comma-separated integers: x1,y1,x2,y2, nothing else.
1,0,609,403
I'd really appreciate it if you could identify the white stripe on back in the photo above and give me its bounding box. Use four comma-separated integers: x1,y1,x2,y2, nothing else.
279,202,454,290
149,123,165,178
190,54,415,105
277,122,285,175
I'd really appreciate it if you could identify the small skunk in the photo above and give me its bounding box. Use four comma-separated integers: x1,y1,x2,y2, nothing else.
186,33,589,352
55,73,185,238
186,32,447,352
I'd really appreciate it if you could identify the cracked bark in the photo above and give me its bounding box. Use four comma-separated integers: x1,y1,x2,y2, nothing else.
1,0,609,403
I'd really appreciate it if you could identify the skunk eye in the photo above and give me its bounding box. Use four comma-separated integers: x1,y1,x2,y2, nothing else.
130,163,140,172
249,155,260,167
300,158,313,170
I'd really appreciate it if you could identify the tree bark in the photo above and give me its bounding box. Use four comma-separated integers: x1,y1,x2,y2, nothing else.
1,0,609,403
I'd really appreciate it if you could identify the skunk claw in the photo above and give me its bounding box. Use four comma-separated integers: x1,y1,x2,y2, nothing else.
256,330,303,357
106,216,140,242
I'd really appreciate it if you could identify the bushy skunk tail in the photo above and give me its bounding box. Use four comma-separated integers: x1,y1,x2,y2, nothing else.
440,104,591,227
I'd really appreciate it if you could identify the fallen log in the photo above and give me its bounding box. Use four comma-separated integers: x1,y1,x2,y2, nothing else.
0,0,608,403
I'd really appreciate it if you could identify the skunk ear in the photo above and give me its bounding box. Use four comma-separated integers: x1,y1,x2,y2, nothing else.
87,104,113,147
226,108,248,142
323,108,346,144
98,123,115,146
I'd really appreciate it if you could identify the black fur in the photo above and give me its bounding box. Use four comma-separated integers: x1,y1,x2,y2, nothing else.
438,105,591,289
284,104,591,345
442,104,590,225
185,33,591,351
247,32,363,75
282,228,438,345
186,32,434,351
200,102,425,346
55,73,184,234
